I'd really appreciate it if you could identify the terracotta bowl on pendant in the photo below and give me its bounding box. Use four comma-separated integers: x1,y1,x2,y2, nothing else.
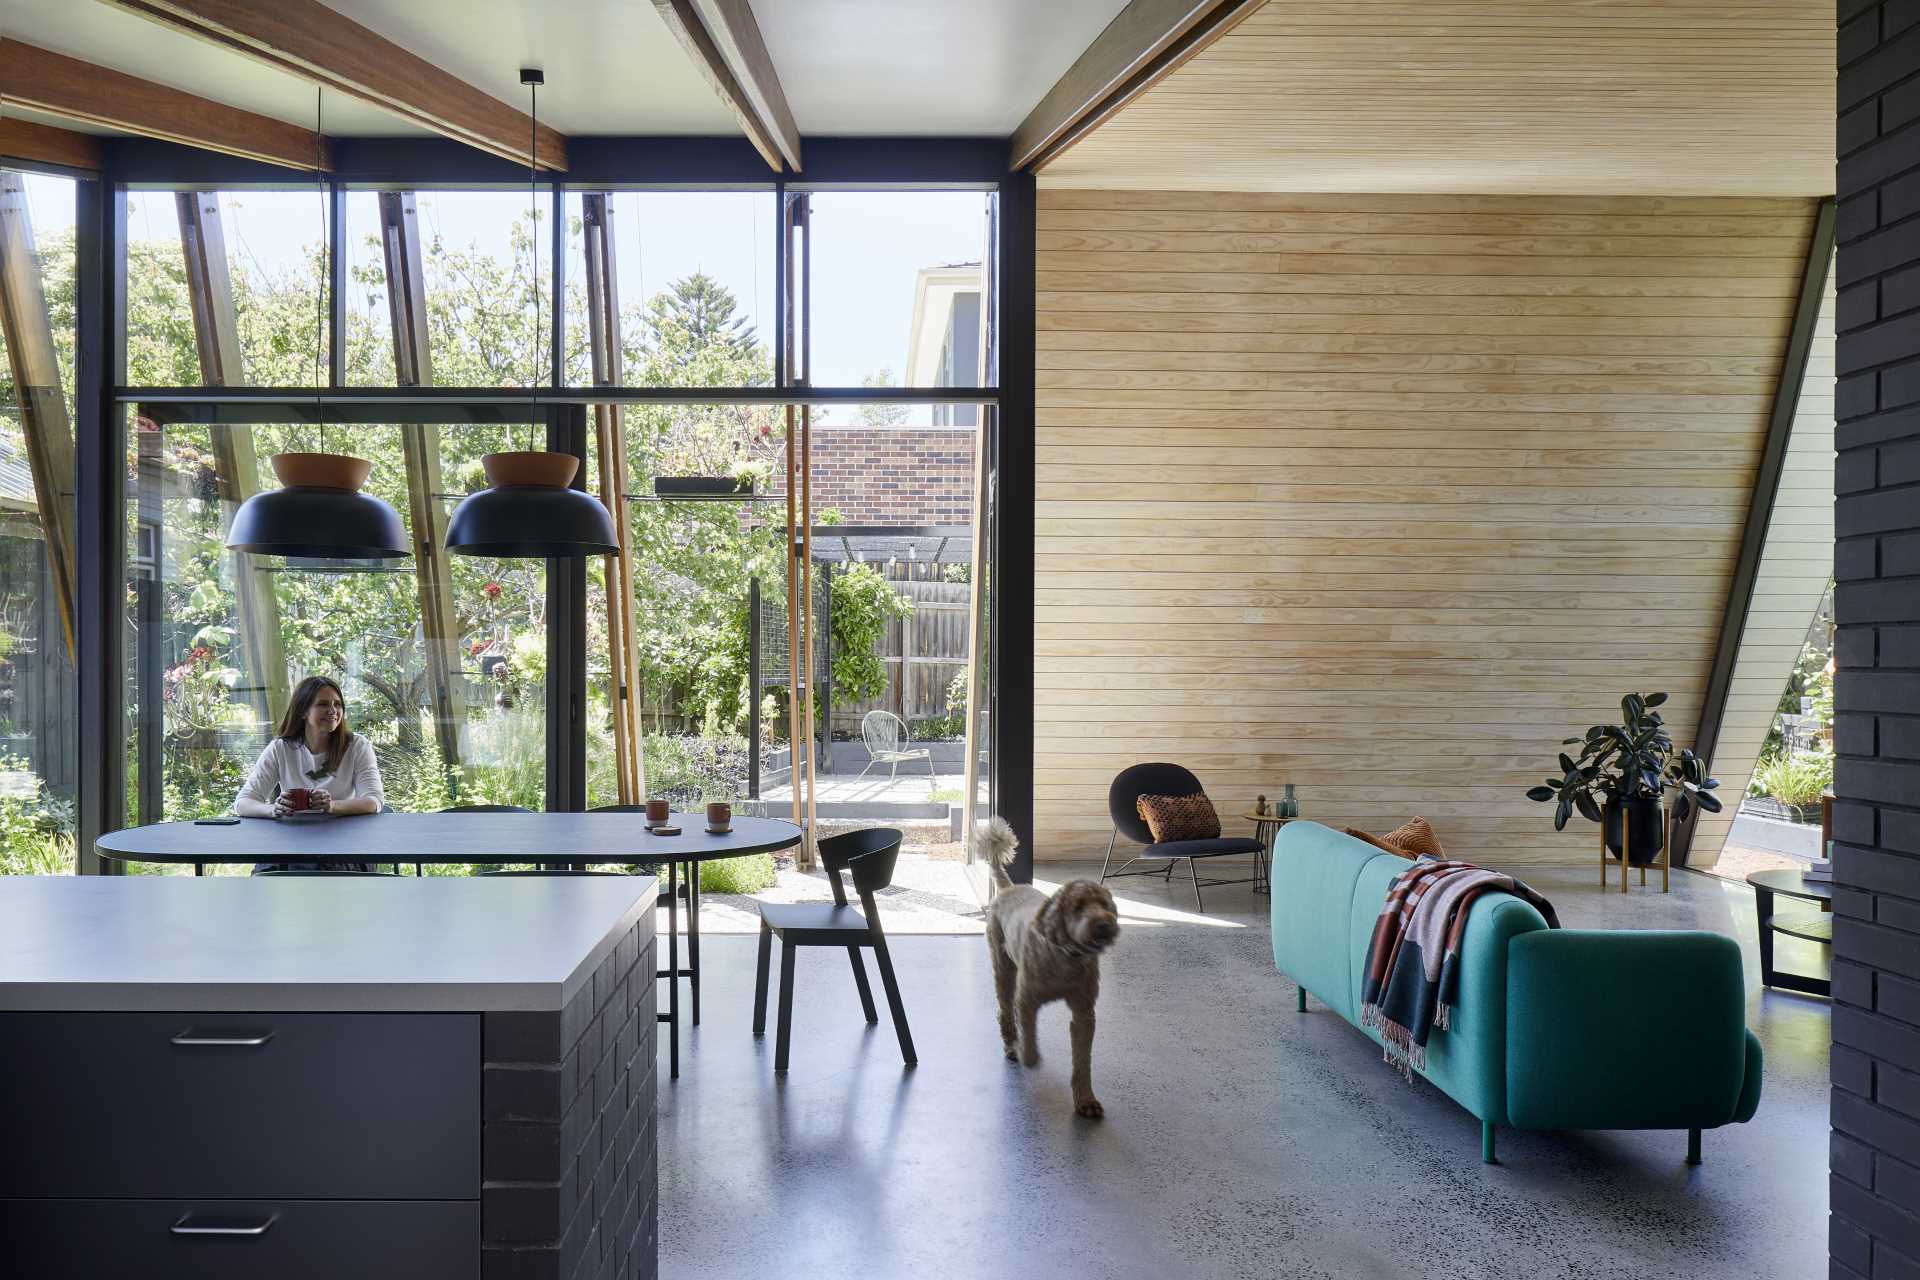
482,451,578,489
270,452,372,491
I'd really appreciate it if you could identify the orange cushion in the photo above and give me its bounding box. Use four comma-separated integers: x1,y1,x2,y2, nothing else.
1344,817,1446,861
1136,792,1221,843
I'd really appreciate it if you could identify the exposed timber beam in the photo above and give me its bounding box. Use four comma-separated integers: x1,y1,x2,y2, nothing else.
0,118,103,172
104,0,568,170
1672,196,1837,865
176,191,291,726
1009,0,1263,172
378,191,466,773
0,38,331,171
651,0,799,172
0,173,80,663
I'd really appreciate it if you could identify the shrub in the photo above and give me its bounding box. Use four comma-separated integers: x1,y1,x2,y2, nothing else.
696,853,777,895
1750,749,1833,813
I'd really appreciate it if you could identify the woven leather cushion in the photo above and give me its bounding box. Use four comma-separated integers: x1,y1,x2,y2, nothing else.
1136,791,1221,843
1342,816,1446,861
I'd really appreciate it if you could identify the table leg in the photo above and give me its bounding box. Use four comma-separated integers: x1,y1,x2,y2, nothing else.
666,860,680,1079
687,860,701,1027
1754,885,1776,988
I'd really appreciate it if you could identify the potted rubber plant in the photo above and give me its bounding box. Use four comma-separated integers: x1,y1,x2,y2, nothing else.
1525,692,1723,864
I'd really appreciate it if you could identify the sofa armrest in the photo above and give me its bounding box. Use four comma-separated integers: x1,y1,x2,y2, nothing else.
1505,929,1758,1131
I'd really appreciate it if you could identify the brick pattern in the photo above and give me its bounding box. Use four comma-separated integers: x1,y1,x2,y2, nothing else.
481,912,657,1280
766,426,975,524
1835,4,1920,1276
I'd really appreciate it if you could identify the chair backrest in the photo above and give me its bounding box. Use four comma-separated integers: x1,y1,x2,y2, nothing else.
255,869,399,876
442,804,533,813
589,805,649,813
480,869,608,876
818,826,903,908
861,710,905,755
1108,762,1204,846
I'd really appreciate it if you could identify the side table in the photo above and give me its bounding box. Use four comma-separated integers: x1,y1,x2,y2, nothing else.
1242,812,1303,896
1747,867,1832,997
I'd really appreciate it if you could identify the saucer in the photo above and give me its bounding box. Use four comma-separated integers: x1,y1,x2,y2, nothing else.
648,824,682,836
705,825,733,835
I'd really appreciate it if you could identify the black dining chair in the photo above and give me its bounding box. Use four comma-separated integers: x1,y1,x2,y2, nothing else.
478,869,607,876
1101,762,1265,912
253,869,399,876
753,827,915,1073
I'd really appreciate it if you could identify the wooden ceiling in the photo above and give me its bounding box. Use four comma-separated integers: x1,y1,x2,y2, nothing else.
1039,1,1835,195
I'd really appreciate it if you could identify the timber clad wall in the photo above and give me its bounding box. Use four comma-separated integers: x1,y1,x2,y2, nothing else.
1832,3,1920,1275
1033,188,1819,863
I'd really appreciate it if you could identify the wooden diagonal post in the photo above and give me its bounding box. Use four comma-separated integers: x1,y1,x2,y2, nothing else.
0,173,78,664
176,191,288,727
378,191,466,772
581,192,645,803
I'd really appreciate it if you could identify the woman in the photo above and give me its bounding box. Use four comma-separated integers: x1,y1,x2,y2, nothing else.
236,676,385,873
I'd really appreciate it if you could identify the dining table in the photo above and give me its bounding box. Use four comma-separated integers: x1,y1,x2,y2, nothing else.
95,810,804,1079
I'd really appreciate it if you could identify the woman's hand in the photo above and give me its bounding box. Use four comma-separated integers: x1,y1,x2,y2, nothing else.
309,788,333,814
272,794,299,818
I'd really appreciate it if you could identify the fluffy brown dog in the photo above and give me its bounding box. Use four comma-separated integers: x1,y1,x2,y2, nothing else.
977,817,1120,1117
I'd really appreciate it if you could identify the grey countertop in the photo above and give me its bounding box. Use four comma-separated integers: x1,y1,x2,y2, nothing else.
0,876,657,1013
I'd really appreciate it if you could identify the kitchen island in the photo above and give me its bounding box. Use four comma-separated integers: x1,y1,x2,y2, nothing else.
0,874,658,1279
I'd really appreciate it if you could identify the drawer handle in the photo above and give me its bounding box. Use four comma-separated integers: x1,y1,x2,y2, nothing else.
170,1028,274,1047
170,1215,277,1237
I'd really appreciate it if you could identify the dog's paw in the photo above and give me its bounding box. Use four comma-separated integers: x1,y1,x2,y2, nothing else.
1003,1043,1019,1062
1021,1046,1041,1068
1075,1096,1105,1120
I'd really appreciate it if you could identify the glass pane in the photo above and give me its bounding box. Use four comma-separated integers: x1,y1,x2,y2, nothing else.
0,170,79,875
123,419,551,874
343,190,552,387
564,191,775,388
124,189,332,387
805,190,990,393
586,401,787,819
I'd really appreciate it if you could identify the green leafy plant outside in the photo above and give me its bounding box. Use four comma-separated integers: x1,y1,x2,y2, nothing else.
1749,749,1833,814
828,563,913,704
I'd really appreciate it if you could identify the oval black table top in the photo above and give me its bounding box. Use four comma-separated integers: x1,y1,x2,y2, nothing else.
96,811,802,866
1746,867,1834,903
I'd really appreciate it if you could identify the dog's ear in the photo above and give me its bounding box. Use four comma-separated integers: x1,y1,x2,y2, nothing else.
1036,890,1071,947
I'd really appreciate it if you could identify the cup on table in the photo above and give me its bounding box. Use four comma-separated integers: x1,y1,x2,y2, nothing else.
284,787,312,813
705,802,732,832
645,797,670,825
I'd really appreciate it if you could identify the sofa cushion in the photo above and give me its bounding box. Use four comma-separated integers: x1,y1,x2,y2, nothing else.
1270,823,1392,1023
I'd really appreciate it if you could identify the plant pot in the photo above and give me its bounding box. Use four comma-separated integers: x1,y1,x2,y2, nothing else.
1603,796,1666,865
654,475,753,499
483,451,578,489
270,452,371,491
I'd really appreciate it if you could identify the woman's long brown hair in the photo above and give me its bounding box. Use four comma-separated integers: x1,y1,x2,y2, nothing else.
276,675,353,775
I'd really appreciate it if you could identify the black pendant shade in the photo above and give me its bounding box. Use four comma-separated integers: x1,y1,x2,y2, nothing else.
227,487,411,559
446,484,619,558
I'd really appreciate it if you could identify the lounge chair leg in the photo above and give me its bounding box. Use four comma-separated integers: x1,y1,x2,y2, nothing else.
1100,831,1117,882
1188,857,1204,912
1482,1122,1497,1164
1686,1128,1702,1165
1296,986,1307,1012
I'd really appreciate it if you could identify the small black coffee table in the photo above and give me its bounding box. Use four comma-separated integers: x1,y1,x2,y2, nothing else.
1747,868,1832,997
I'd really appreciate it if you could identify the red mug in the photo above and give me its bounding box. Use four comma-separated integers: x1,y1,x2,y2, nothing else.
645,797,669,824
284,787,312,812
705,802,732,830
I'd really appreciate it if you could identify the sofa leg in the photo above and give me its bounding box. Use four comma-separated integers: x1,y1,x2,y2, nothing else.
1481,1122,1497,1165
1686,1128,1702,1165
1296,986,1307,1013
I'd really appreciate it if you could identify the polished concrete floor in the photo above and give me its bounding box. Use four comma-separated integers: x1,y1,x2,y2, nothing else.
656,862,1832,1279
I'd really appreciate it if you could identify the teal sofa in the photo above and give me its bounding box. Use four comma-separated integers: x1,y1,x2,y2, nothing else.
1270,822,1763,1163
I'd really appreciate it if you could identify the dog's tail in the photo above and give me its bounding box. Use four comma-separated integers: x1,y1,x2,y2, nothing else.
973,816,1020,896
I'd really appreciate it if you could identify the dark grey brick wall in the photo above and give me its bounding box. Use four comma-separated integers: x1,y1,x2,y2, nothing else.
1836,3,1920,1276
482,911,657,1280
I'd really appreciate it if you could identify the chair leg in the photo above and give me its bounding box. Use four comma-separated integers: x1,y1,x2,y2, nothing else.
1686,1128,1702,1165
848,946,878,1023
871,935,916,1065
858,759,875,779
1188,857,1204,912
752,920,772,1035
1099,830,1118,881
774,938,797,1073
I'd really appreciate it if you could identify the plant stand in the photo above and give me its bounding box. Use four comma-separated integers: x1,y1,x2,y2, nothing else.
1600,803,1670,894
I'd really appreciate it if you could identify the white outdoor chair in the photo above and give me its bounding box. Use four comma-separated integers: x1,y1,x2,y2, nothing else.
858,711,934,780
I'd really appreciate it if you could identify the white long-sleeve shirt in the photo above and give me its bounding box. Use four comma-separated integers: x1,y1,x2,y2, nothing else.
236,736,386,811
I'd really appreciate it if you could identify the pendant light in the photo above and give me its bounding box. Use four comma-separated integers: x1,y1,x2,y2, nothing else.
227,88,409,560
447,67,618,559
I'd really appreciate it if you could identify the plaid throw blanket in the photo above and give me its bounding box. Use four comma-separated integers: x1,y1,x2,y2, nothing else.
1359,859,1559,1079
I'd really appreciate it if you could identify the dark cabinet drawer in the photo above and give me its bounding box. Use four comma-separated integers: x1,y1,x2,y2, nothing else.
0,1012,478,1199
0,1198,477,1280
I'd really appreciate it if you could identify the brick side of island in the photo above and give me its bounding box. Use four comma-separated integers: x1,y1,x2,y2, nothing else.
483,914,658,1280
